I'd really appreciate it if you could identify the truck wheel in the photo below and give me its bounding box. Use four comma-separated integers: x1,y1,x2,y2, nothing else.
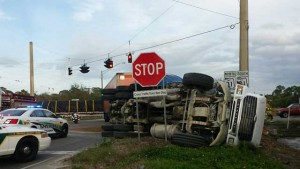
101,131,114,137
14,137,38,162
182,73,214,90
282,112,288,118
116,86,130,92
101,124,114,131
102,95,116,101
113,124,134,131
116,92,133,99
171,132,209,147
113,131,150,138
104,113,110,122
102,89,117,95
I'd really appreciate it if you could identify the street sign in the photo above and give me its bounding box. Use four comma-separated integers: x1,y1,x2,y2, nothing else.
133,89,167,98
224,71,249,94
132,52,166,87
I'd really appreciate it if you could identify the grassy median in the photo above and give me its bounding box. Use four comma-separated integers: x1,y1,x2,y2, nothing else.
68,137,284,169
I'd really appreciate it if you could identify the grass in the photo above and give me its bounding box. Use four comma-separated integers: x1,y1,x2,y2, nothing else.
69,137,284,169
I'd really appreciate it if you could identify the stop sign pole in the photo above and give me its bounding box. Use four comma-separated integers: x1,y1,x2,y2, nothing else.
132,52,168,142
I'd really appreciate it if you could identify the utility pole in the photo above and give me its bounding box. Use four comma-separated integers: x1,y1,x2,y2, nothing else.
29,42,35,96
239,0,249,71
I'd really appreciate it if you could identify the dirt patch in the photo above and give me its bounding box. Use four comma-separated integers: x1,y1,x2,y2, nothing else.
261,128,300,169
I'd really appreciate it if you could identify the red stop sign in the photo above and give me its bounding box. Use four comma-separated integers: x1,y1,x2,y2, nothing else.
132,52,166,87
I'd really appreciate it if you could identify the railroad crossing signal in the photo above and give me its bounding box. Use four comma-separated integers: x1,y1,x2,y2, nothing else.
104,59,113,68
80,64,90,73
68,67,72,75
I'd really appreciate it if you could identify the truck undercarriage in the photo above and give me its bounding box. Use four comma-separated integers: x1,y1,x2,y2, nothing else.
101,72,266,147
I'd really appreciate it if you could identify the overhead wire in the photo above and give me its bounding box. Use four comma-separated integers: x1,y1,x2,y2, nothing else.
173,0,239,19
78,1,177,62
71,22,239,67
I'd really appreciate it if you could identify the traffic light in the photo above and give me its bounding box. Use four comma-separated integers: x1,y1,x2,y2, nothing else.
80,64,90,73
128,53,132,63
68,67,72,75
104,59,113,68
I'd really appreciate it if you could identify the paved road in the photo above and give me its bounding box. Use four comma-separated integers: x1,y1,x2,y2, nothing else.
0,119,105,169
273,115,300,121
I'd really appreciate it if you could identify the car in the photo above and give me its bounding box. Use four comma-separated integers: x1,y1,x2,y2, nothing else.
0,125,51,162
0,107,68,137
277,103,300,118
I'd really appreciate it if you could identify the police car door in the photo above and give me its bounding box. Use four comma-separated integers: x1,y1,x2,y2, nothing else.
29,109,55,134
42,109,63,134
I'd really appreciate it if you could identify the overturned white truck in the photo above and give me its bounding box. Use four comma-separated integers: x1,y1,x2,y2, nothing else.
101,73,266,147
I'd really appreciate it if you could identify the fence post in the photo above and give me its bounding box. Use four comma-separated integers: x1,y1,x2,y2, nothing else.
68,100,70,113
55,100,57,113
85,100,87,113
47,101,51,110
76,100,78,113
92,100,95,113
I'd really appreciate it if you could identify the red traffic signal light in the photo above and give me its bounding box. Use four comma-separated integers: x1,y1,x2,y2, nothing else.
104,59,113,68
128,53,132,63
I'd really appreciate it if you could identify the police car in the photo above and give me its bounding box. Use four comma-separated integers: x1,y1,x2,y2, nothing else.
0,107,68,138
0,125,51,162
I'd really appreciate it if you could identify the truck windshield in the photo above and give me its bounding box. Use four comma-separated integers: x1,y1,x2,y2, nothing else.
0,110,27,116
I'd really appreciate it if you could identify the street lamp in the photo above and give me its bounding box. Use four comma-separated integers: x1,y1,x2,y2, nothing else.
101,62,125,89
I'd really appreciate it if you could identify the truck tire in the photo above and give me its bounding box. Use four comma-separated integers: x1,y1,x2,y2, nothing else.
101,124,114,131
116,92,133,99
113,131,150,138
129,83,152,91
171,132,209,147
116,86,130,92
182,73,214,90
113,124,134,131
102,95,116,101
101,131,114,137
104,113,110,122
102,89,117,95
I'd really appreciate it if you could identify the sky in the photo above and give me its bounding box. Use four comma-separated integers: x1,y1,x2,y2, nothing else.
0,0,299,95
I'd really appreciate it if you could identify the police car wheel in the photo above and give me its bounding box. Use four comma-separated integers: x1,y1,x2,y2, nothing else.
60,124,68,138
14,137,38,162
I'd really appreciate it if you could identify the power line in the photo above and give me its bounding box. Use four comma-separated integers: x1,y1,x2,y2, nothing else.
81,2,177,61
173,0,239,19
73,22,239,67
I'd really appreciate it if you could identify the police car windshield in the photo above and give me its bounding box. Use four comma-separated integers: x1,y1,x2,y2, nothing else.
0,109,27,116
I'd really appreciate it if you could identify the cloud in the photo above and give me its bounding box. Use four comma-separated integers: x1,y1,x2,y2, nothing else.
72,0,103,22
0,9,14,21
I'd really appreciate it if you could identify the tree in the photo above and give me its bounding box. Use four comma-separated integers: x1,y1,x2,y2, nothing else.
15,89,30,95
272,85,285,96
